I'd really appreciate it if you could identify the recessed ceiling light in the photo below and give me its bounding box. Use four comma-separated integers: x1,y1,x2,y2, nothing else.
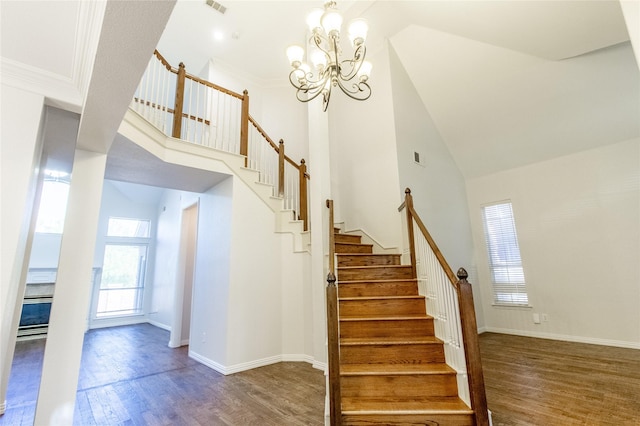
213,30,224,41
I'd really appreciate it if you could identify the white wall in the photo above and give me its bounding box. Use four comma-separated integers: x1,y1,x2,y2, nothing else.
188,178,232,366
329,42,403,248
148,189,182,330
29,234,62,269
388,45,484,327
224,176,283,368
467,138,640,348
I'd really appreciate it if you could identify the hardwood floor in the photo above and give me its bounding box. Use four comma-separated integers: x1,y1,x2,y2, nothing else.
2,326,639,425
479,332,640,425
1,324,325,425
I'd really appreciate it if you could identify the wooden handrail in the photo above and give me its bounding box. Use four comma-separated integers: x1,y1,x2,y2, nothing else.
185,73,244,100
134,98,211,126
141,51,311,231
248,116,300,169
399,187,488,425
399,188,457,286
325,199,341,426
249,115,279,150
153,50,176,72
133,97,174,114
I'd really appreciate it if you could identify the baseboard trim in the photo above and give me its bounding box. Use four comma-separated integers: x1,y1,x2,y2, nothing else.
345,228,398,254
147,319,171,332
89,315,147,330
483,327,640,350
313,360,327,372
188,351,326,375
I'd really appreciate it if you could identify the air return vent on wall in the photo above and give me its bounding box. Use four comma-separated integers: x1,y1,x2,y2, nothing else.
205,0,227,14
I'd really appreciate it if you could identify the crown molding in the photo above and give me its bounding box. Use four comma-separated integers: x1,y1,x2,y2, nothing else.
1,57,82,113
0,1,106,114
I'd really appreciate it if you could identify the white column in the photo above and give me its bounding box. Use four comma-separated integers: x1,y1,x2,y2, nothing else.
307,100,332,366
0,86,45,415
34,149,106,425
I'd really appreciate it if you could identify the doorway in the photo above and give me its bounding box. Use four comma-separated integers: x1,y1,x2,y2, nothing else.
170,202,199,348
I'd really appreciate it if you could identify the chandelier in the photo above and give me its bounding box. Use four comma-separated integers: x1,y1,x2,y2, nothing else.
286,1,372,111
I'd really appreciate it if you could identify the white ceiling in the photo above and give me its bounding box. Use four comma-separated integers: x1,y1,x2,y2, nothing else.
2,0,638,184
157,0,640,177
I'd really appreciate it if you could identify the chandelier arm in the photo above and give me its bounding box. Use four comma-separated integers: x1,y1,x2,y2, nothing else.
289,68,331,104
338,44,366,81
308,32,335,67
335,77,371,101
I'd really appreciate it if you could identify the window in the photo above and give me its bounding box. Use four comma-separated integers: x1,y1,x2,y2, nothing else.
96,244,147,317
94,217,151,318
35,171,70,233
107,217,151,238
482,202,528,305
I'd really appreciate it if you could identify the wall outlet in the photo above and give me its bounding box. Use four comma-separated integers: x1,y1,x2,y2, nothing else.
533,313,541,324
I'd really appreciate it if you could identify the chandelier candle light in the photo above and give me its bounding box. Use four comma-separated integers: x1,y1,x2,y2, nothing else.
286,1,372,111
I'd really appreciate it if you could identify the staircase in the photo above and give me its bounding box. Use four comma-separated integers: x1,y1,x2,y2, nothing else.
334,228,475,425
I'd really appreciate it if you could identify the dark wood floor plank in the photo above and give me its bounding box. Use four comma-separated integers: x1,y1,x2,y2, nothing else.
4,325,638,425
479,332,640,425
2,324,325,425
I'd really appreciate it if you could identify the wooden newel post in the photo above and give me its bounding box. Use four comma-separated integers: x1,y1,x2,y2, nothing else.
405,188,417,279
278,140,285,198
240,89,249,166
457,267,490,426
326,198,340,425
326,272,341,426
299,159,308,231
172,62,186,139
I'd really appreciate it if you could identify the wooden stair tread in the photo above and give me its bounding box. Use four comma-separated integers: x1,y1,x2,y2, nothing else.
341,363,455,375
341,336,441,345
340,314,433,321
335,241,372,246
339,295,424,302
338,265,412,270
341,396,473,414
338,278,417,284
336,253,401,258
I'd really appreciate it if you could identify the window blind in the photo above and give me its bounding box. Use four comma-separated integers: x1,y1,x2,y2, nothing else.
482,202,528,305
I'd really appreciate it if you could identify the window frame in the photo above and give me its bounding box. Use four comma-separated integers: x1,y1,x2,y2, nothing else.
481,200,530,307
91,216,152,321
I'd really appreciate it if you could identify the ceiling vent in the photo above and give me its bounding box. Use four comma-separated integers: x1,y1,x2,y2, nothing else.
205,0,227,14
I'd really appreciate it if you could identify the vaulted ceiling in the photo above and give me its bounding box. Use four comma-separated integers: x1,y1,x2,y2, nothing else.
2,0,638,182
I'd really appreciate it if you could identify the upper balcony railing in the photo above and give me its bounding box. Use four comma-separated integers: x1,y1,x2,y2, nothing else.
131,50,309,230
